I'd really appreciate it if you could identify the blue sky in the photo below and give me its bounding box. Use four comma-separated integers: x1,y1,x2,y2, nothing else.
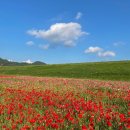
0,0,130,64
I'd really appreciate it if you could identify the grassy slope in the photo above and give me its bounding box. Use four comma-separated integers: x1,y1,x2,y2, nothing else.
0,61,130,81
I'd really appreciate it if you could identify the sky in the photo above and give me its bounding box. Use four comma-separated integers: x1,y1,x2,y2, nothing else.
0,0,130,64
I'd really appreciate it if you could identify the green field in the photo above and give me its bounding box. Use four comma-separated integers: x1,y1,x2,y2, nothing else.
0,61,130,81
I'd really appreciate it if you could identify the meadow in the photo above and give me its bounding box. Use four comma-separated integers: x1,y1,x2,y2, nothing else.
0,61,130,81
0,76,130,130
0,61,130,129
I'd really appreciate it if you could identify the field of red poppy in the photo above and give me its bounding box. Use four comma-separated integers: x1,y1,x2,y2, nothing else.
0,75,130,130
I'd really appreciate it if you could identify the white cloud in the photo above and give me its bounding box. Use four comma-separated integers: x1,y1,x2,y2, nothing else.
85,46,116,57
98,51,116,57
84,46,103,53
39,44,50,50
23,59,33,64
113,41,125,47
51,15,63,22
27,22,87,47
8,59,13,62
75,12,82,20
26,41,34,46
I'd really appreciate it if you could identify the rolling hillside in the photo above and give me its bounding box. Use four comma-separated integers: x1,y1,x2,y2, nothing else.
0,61,130,81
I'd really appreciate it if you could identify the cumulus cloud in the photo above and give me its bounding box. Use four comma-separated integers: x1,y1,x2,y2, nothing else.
84,46,116,57
26,41,34,46
23,59,33,64
27,22,87,47
75,12,82,20
84,46,103,53
98,51,116,57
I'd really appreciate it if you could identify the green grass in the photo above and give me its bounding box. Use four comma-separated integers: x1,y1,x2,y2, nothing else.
0,61,130,81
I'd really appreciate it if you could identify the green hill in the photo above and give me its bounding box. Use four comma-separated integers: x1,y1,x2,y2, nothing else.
0,60,130,81
0,58,46,66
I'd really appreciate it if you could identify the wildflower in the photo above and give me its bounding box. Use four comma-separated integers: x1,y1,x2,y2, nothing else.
82,125,87,130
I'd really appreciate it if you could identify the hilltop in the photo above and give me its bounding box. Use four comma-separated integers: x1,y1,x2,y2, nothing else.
0,58,46,66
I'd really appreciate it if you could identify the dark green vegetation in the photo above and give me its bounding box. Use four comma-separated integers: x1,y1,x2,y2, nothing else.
0,58,46,66
0,60,130,81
